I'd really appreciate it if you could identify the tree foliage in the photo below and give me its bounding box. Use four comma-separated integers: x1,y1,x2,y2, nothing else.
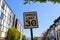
22,35,27,40
33,36,39,40
24,0,60,4
0,30,2,36
7,27,21,40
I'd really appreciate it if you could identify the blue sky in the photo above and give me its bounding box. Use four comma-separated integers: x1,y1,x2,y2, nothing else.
6,0,60,38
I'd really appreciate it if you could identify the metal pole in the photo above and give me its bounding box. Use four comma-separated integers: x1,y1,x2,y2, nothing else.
30,28,33,40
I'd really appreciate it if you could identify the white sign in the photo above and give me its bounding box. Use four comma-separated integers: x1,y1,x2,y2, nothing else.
23,11,38,29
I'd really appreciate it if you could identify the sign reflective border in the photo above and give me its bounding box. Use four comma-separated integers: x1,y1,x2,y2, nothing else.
23,11,38,29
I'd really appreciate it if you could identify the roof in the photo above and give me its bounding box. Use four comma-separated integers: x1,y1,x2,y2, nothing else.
54,16,60,23
4,0,15,16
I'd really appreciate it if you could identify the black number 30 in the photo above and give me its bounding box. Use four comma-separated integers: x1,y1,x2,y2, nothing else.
26,20,36,26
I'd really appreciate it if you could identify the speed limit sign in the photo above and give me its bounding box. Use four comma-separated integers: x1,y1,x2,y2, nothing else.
23,11,38,29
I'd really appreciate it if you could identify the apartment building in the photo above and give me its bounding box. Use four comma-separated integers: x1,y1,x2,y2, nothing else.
42,17,60,40
54,17,60,40
15,19,23,40
0,0,23,39
15,19,23,32
49,24,56,40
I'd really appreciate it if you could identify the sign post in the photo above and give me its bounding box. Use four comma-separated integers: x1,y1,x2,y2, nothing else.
23,11,38,40
30,28,33,40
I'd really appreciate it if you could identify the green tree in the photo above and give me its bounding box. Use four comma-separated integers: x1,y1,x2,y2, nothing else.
24,0,60,4
7,27,21,40
33,36,39,40
0,30,2,36
22,35,27,40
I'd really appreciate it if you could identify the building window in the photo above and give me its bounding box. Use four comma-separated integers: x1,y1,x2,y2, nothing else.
3,21,7,27
5,17,8,23
4,5,7,11
1,25,3,31
0,12,4,19
9,21,12,26
8,15,10,19
1,2,5,10
8,19,11,25
5,12,8,17
10,12,14,19
0,6,4,12
6,7,9,13
1,20,3,26
0,24,3,31
0,6,1,12
58,29,60,37
3,27,7,32
6,24,9,28
4,10,6,14
3,15,6,21
1,32,5,37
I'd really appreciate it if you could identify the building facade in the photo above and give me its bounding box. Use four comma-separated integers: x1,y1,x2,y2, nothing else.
15,19,23,33
0,0,15,38
49,24,55,40
54,17,60,40
0,0,23,39
15,19,23,40
42,17,60,40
